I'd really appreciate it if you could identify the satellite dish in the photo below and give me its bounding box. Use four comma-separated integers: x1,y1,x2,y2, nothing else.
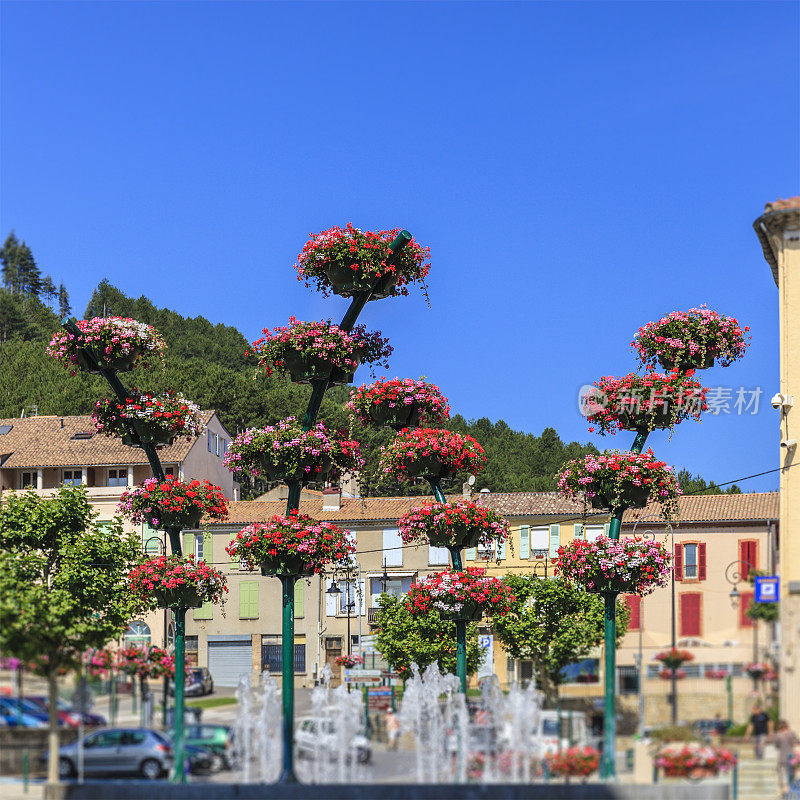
468,475,476,487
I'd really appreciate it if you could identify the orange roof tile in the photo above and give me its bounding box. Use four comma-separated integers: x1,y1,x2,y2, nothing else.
623,492,778,524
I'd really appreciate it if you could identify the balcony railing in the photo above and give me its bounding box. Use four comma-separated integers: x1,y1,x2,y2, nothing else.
368,608,380,625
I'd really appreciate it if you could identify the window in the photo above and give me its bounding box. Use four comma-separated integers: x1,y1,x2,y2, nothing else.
530,527,549,558
208,431,214,452
683,544,698,579
429,545,450,565
585,526,604,542
617,665,639,695
370,576,413,600
21,471,36,488
338,582,356,615
679,593,702,637
123,620,151,646
382,529,402,567
560,658,599,684
108,468,127,487
165,466,175,477
221,439,228,457
261,641,306,673
624,595,641,631
739,592,755,628
62,470,82,486
194,534,203,561
674,543,706,581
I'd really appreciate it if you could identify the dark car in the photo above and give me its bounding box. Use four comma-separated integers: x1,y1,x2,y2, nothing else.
184,724,234,770
25,696,106,728
169,667,213,697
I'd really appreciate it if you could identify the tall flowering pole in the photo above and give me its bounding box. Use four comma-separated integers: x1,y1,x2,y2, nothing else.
559,306,749,779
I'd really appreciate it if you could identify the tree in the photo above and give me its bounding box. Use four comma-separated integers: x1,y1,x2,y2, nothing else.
492,576,629,705
677,469,741,496
0,487,145,784
58,283,71,318
41,275,57,309
1,232,21,293
16,242,42,299
373,593,483,680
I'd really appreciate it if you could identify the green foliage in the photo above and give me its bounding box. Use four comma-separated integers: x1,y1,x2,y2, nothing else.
492,576,629,704
373,593,482,680
745,570,779,622
677,469,741,496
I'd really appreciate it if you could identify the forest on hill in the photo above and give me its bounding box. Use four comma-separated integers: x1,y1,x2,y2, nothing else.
0,234,741,498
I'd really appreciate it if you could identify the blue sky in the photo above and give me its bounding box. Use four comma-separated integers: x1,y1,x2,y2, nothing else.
1,1,798,492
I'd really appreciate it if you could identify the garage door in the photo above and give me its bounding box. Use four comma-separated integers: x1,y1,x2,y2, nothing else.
207,637,252,687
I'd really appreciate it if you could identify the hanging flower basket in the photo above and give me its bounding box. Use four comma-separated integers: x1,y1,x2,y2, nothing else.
128,554,228,609
745,662,770,680
655,648,694,671
223,418,363,483
380,428,486,481
226,510,354,576
633,306,750,372
658,668,686,680
705,669,729,680
546,746,600,779
556,449,681,517
250,318,392,385
84,649,114,678
118,476,229,530
116,645,185,680
334,654,364,669
555,536,672,595
47,317,166,375
294,223,431,299
654,745,736,778
347,378,451,430
582,371,707,435
405,568,515,622
93,390,204,446
398,500,510,549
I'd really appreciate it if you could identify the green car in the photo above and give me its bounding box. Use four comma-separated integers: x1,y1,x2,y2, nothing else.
183,724,234,770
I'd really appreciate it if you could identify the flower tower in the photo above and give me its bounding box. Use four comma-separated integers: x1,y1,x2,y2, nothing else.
557,306,749,779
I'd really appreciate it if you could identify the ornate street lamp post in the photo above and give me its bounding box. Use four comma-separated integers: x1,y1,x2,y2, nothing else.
726,560,758,691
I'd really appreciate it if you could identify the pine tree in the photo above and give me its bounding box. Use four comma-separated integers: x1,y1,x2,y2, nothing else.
0,233,21,294
58,284,71,318
41,275,57,309
16,243,42,298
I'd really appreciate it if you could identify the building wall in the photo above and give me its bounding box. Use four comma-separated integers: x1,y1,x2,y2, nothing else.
180,413,239,500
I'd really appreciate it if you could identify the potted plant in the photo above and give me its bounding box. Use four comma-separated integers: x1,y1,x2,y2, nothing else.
334,654,364,669
118,475,229,530
92,390,205,446
405,568,515,622
347,378,451,430
705,669,729,680
294,223,431,299
47,316,166,375
654,744,737,778
250,318,392,385
745,662,770,680
223,418,363,483
556,448,681,517
84,649,114,678
656,648,694,671
398,500,510,550
226,510,354,577
380,428,486,481
555,536,672,595
129,554,228,609
583,370,707,435
633,306,750,371
545,746,600,780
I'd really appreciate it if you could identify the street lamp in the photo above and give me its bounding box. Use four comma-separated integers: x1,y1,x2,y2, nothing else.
725,560,758,690
145,535,169,728
327,565,358,690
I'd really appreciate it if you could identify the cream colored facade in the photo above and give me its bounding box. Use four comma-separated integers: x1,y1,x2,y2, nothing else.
755,196,800,730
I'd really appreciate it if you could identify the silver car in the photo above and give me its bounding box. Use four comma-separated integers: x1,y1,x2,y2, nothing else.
55,728,174,780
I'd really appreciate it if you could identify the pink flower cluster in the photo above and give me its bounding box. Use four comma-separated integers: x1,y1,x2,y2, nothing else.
655,744,737,777
128,554,228,606
116,645,185,679
398,500,509,548
93,390,204,439
380,428,487,479
347,378,450,427
405,568,515,618
118,475,228,528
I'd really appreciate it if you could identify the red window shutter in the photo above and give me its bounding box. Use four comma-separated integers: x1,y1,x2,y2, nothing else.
739,541,757,580
674,544,683,581
740,592,754,628
698,543,707,581
625,595,641,631
680,593,701,637
748,541,758,573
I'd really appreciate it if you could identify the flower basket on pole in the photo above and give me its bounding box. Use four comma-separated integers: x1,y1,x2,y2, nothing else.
655,648,694,671
380,428,486,481
745,662,770,680
398,500,510,550
347,378,450,430
546,746,600,780
129,554,228,610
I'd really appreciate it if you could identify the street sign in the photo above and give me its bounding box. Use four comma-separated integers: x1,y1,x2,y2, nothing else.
755,576,780,603
366,688,392,712
344,669,382,685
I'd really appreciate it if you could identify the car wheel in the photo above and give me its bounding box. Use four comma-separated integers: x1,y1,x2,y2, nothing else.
210,753,224,772
139,758,163,780
58,758,75,779
358,749,371,765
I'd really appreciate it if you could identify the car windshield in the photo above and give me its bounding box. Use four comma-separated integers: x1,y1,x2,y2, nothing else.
191,669,203,679
542,719,559,736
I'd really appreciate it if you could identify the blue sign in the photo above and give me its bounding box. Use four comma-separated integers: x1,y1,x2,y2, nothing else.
755,576,779,603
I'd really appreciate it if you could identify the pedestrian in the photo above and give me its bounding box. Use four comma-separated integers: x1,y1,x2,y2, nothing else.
774,720,798,799
746,704,772,759
385,709,400,750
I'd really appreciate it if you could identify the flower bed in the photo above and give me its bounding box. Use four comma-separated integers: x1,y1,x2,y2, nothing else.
745,662,770,679
546,746,600,779
556,449,681,516
223,418,363,482
655,648,694,671
380,428,486,481
405,568,515,621
659,668,686,680
118,475,228,530
250,318,391,384
555,536,671,595
583,371,707,434
334,654,364,669
633,306,750,371
347,378,450,430
93,390,204,446
129,554,228,609
226,510,354,576
654,744,737,778
47,316,166,375
294,223,431,299
398,500,510,549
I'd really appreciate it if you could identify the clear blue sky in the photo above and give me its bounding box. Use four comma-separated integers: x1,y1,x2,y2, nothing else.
2,1,798,492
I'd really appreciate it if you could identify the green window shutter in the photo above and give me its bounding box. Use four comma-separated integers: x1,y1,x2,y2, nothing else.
549,524,560,559
497,541,507,560
574,523,584,541
193,601,213,620
294,580,305,618
519,526,530,560
183,532,192,558
465,547,477,561
202,530,213,564
239,581,259,619
604,522,611,537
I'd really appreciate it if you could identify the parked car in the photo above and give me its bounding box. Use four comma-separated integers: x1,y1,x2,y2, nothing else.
184,724,234,770
0,702,47,728
295,716,371,764
25,696,106,727
0,697,51,727
183,743,217,774
498,710,590,756
51,728,174,780
168,667,214,697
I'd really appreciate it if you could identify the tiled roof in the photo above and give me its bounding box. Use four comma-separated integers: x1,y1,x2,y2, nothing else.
623,492,778,525
0,413,215,469
753,196,800,285
764,196,800,212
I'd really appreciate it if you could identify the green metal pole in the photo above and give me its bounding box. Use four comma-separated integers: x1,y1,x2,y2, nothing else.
279,575,298,783
172,607,187,784
447,544,467,693
602,590,617,779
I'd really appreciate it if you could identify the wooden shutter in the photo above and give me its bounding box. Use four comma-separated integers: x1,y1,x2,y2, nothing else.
549,525,560,559
573,524,584,541
739,540,757,580
383,529,402,566
497,541,507,560
679,593,701,637
202,530,213,564
183,532,192,558
604,523,611,537
674,543,683,581
519,526,530,560
239,581,258,619
625,595,641,631
698,543,707,581
325,587,338,618
739,592,755,628
294,580,305,619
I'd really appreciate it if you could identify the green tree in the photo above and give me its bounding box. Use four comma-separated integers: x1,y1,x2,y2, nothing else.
677,469,741,496
373,593,482,681
58,283,71,318
41,275,57,309
16,243,42,299
0,487,144,784
1,232,21,293
492,576,629,705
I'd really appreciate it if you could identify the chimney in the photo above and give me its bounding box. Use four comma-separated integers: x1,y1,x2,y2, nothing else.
277,484,289,502
462,481,473,499
323,486,341,512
